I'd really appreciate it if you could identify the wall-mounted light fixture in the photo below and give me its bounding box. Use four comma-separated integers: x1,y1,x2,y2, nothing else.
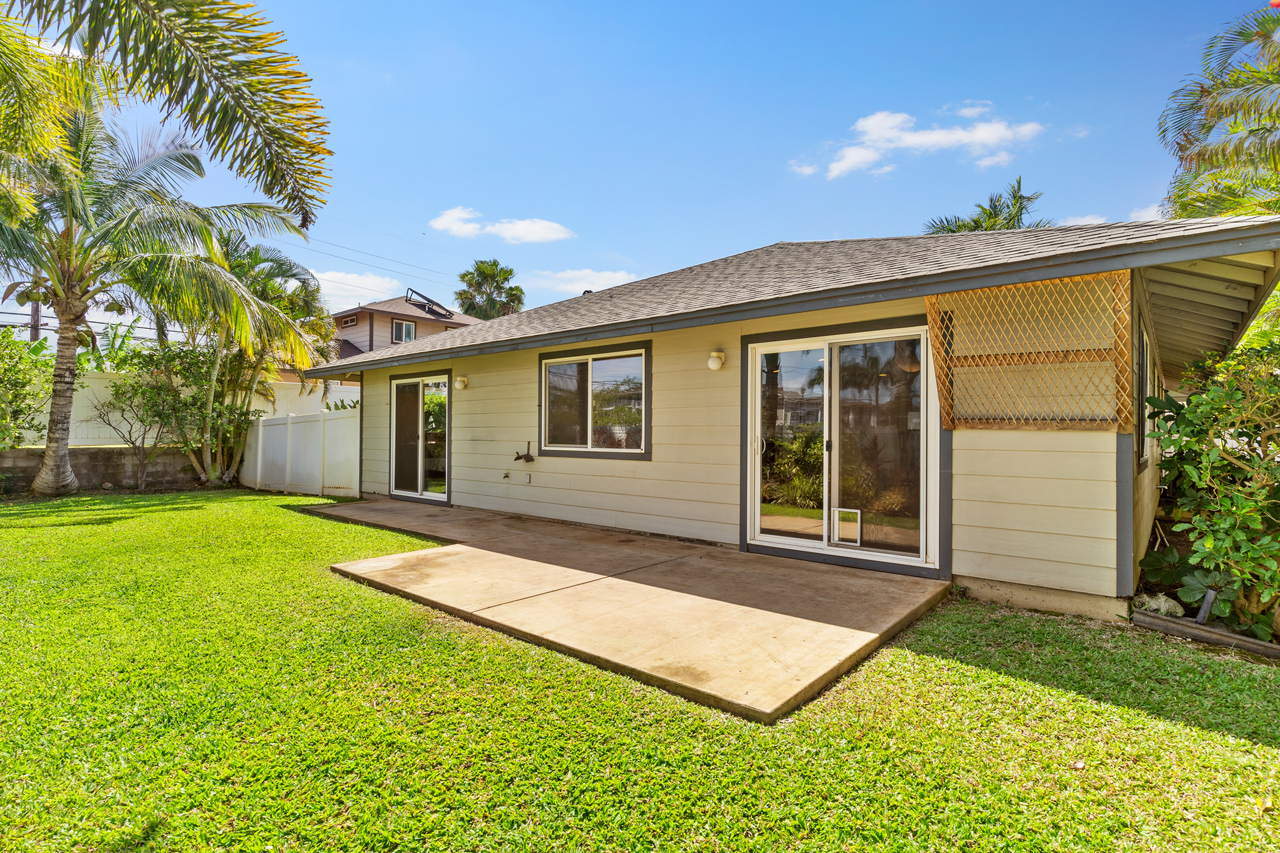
707,350,725,370
453,376,468,390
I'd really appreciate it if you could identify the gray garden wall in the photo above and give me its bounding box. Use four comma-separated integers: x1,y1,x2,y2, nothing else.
0,447,197,494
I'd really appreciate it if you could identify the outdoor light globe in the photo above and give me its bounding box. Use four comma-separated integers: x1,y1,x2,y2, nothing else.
707,351,725,370
453,377,468,390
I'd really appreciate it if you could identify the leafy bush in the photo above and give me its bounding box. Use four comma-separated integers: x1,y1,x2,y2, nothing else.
1148,343,1280,641
0,329,52,451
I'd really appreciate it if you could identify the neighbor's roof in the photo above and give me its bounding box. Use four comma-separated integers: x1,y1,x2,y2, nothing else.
308,217,1280,377
333,296,482,327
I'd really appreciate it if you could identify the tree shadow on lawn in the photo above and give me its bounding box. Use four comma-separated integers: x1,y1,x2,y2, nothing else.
895,596,1280,748
0,490,260,528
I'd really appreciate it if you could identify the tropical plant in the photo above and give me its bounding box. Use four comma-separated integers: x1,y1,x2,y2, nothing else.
12,1,330,227
1158,9,1280,220
1147,344,1280,641
0,326,51,449
86,370,173,489
454,258,523,320
0,90,306,495
923,178,1053,234
77,317,143,373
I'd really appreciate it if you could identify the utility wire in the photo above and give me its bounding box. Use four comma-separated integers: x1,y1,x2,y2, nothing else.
326,215,471,260
299,236,456,277
274,241,453,286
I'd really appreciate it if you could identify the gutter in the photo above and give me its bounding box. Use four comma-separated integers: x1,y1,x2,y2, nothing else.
307,224,1280,378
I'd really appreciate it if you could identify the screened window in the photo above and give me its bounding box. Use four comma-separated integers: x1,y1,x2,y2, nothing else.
341,315,358,328
543,351,645,451
393,319,416,343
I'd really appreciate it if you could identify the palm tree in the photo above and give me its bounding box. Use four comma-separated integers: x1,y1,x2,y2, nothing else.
454,258,523,320
214,232,328,481
1158,9,1280,218
9,2,330,227
0,90,306,495
923,178,1053,234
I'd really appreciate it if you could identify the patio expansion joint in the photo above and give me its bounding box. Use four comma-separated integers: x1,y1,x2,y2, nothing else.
471,552,698,615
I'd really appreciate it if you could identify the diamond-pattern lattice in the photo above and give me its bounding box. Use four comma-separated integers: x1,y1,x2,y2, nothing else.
925,271,1133,432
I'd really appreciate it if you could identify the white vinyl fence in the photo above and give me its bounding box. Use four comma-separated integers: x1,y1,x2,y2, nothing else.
240,409,359,496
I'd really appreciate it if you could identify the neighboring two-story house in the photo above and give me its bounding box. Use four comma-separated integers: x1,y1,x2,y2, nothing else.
333,291,481,358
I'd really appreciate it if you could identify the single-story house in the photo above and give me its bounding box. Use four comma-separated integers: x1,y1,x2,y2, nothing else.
307,218,1280,619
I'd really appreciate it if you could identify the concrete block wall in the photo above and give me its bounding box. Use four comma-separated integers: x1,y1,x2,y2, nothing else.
0,447,198,494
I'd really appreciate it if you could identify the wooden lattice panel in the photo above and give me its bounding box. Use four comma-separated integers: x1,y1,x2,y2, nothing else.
926,271,1133,432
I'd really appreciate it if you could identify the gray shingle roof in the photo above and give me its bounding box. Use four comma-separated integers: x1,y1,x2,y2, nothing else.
308,217,1280,377
333,296,482,326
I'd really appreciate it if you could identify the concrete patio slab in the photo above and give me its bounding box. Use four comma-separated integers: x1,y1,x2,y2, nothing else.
317,500,950,722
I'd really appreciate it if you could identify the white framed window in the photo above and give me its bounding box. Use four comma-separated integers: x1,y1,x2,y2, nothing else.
393,319,416,343
541,345,648,455
340,315,358,328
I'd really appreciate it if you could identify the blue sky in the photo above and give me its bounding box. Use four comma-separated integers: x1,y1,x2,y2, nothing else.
4,0,1268,332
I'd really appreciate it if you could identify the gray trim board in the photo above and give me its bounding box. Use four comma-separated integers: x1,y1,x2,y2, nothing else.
536,340,653,461
746,544,943,580
938,429,953,582
357,370,364,496
1116,432,1136,597
308,225,1280,378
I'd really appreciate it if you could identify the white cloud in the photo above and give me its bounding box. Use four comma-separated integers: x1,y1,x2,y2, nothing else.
428,206,575,244
522,268,638,295
1061,214,1107,226
827,145,882,178
311,270,404,312
820,109,1044,178
869,164,897,175
788,160,818,176
1129,204,1163,221
952,100,993,119
483,218,575,244
428,206,484,238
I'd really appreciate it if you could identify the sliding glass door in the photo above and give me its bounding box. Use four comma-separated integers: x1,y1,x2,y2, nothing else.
751,330,930,565
391,375,450,501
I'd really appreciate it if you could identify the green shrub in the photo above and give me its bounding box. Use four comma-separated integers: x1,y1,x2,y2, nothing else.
1148,343,1280,641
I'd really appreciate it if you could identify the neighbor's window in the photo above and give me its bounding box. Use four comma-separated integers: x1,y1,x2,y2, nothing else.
341,315,358,328
393,319,416,343
544,351,645,451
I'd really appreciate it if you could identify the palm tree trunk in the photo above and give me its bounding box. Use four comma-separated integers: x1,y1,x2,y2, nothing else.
201,328,227,480
226,355,266,483
31,306,84,496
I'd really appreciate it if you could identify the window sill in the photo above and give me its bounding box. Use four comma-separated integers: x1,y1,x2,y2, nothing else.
538,447,651,461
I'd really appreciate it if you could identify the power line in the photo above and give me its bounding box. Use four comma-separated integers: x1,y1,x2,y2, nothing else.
274,241,454,286
325,215,472,260
301,236,456,278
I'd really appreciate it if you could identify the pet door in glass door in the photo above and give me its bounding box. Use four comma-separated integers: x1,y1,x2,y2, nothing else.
391,375,449,500
830,338,923,558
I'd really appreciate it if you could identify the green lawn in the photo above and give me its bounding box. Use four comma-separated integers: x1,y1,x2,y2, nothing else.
1,491,1277,852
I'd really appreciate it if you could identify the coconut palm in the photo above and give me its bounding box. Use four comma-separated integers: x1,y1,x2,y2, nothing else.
923,178,1053,234
454,258,523,320
1159,10,1280,217
9,2,330,227
0,90,308,495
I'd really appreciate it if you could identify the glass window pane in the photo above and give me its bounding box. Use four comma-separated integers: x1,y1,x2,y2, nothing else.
422,378,448,495
834,339,921,556
591,354,643,449
759,348,826,542
393,382,420,493
547,361,589,446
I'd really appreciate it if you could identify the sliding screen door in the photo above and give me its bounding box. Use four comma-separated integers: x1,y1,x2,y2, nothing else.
391,376,449,500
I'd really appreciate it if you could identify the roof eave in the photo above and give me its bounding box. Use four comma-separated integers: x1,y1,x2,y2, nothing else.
306,223,1280,378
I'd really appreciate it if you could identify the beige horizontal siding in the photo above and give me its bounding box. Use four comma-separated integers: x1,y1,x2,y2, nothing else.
358,298,925,542
951,429,1117,596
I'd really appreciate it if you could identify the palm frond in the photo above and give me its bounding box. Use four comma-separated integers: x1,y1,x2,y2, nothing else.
19,0,331,228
